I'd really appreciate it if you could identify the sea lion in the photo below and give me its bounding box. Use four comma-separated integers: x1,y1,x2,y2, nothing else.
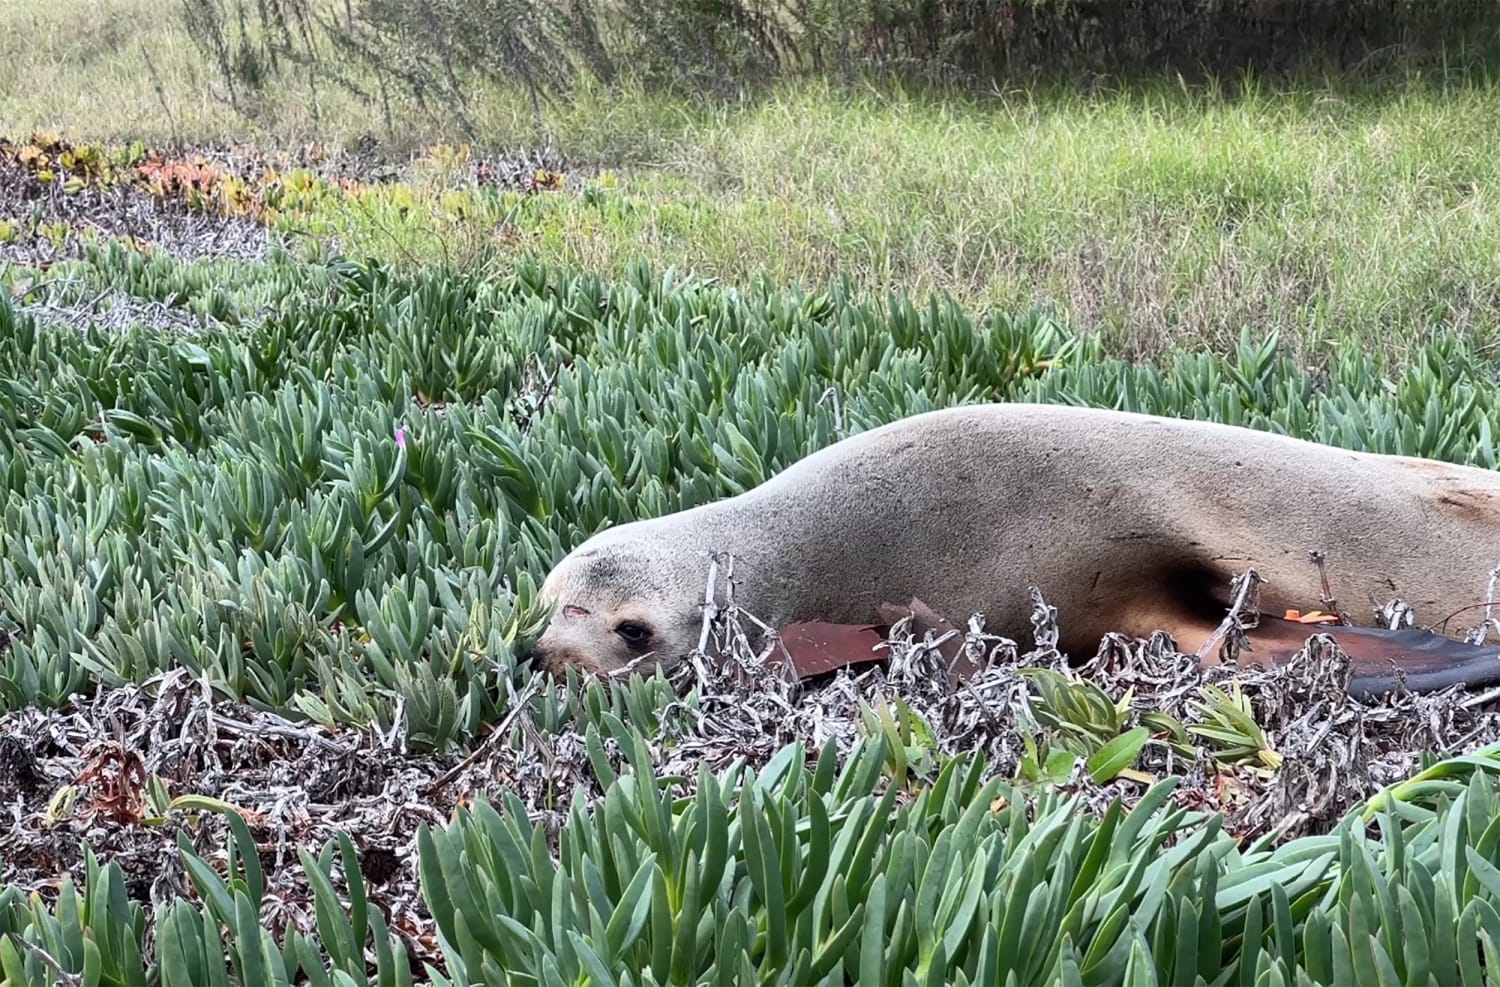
528,402,1500,696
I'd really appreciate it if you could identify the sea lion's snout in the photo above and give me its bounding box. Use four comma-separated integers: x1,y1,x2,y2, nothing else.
524,632,607,679
523,641,580,679
526,601,639,679
521,639,555,676
532,542,696,679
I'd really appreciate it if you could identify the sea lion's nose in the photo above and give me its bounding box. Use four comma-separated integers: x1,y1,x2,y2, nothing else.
520,641,548,670
522,642,566,679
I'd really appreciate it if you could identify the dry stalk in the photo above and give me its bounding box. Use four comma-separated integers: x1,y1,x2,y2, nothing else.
1467,562,1500,645
1195,568,1262,662
1307,550,1349,625
422,681,539,797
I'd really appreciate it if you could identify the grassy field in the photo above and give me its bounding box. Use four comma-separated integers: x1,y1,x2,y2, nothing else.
9,3,1500,984
6,2,1500,363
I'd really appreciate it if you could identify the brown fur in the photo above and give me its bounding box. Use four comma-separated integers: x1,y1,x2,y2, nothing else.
528,402,1500,682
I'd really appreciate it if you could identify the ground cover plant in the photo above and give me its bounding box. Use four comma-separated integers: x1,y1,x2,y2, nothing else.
8,3,1500,982
8,132,1500,983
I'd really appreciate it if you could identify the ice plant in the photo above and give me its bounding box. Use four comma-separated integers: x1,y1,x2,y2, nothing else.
4,251,1500,984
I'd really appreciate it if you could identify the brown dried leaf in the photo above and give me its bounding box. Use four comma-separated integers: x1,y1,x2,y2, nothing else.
776,620,887,678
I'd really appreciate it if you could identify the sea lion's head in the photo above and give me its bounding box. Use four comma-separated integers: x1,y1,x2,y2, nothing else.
528,536,708,679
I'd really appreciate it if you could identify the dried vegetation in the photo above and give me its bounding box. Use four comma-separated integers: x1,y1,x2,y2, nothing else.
8,587,1500,981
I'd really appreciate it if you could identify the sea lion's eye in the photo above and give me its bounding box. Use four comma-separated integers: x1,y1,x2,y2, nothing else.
615,621,651,646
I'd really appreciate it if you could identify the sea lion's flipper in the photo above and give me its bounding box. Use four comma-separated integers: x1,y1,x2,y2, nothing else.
775,611,1500,700
1242,617,1500,699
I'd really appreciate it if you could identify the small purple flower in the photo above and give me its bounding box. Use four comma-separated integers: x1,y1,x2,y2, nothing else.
395,425,408,450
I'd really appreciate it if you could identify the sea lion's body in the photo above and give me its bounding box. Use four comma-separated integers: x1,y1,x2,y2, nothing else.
532,403,1500,692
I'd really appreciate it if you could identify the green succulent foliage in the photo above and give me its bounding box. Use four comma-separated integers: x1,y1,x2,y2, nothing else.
9,734,1500,983
0,813,414,987
6,247,1500,754
403,736,1500,986
9,154,1500,984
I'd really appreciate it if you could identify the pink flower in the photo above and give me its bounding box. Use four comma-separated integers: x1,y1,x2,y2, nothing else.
395,426,408,449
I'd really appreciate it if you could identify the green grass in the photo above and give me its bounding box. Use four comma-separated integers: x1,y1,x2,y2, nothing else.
0,0,232,145
6,3,1500,364
265,75,1500,364
5,242,1500,739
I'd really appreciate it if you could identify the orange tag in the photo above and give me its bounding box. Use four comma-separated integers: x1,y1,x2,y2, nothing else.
1284,609,1339,624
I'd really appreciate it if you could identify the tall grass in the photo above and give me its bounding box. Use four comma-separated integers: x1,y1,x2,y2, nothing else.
4,3,1500,361
252,75,1500,361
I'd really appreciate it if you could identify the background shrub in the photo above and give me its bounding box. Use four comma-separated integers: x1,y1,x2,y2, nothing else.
180,0,1500,135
